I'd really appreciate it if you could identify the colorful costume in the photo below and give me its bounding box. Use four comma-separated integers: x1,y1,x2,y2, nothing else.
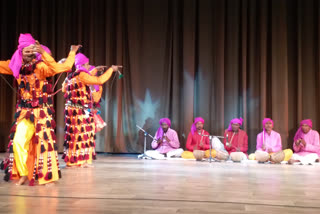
91,83,106,132
0,33,75,185
62,53,114,166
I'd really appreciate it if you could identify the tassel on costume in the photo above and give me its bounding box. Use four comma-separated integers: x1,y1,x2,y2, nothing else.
46,120,51,128
48,97,53,105
48,143,54,152
43,96,48,104
14,111,21,120
40,109,46,119
43,132,49,140
51,130,56,141
51,120,56,129
25,110,31,119
30,113,35,123
41,142,46,153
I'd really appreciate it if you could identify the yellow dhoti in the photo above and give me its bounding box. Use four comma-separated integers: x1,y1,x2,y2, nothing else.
181,150,216,159
12,119,35,176
283,149,293,161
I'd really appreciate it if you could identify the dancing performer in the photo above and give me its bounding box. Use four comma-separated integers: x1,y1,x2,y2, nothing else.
0,33,80,185
62,53,121,167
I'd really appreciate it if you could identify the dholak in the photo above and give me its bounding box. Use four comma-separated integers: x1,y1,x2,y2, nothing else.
193,150,205,161
230,152,245,162
216,150,229,160
255,151,270,162
270,151,285,163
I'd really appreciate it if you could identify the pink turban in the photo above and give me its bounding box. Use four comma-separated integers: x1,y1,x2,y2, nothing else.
9,33,36,79
75,53,89,70
300,119,312,128
75,53,99,91
262,118,274,131
155,118,171,139
36,45,52,61
191,117,205,135
227,117,243,131
294,119,313,141
257,118,274,146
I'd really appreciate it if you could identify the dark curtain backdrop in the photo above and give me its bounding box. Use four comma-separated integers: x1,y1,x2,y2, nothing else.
1,0,320,153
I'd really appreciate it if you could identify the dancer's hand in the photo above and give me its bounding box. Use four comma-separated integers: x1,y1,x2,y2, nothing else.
33,41,45,54
111,65,123,71
71,45,82,52
96,66,107,71
300,139,306,147
58,58,67,64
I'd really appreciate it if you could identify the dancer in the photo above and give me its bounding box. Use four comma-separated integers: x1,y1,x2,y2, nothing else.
62,53,121,167
0,33,80,185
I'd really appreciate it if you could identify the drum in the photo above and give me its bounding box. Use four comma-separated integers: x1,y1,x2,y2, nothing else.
270,151,285,163
255,151,270,162
216,150,229,160
193,150,205,161
230,152,245,162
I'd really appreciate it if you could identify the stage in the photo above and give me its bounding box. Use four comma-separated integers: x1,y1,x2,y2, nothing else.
0,154,320,214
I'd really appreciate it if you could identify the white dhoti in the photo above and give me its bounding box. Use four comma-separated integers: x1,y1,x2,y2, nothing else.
145,148,184,160
291,153,319,165
211,137,229,160
212,137,227,152
166,148,184,158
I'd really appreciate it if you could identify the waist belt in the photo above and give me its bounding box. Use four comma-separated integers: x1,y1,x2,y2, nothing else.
65,101,89,109
20,99,52,109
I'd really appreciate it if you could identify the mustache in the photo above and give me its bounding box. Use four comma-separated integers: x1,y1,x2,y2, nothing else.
24,54,36,58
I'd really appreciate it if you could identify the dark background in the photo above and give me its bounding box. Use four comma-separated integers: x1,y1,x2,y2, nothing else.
1,0,319,153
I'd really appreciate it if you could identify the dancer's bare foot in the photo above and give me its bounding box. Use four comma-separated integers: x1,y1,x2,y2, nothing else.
16,176,28,186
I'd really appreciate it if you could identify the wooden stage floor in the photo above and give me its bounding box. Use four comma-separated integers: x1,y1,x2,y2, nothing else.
0,153,320,213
